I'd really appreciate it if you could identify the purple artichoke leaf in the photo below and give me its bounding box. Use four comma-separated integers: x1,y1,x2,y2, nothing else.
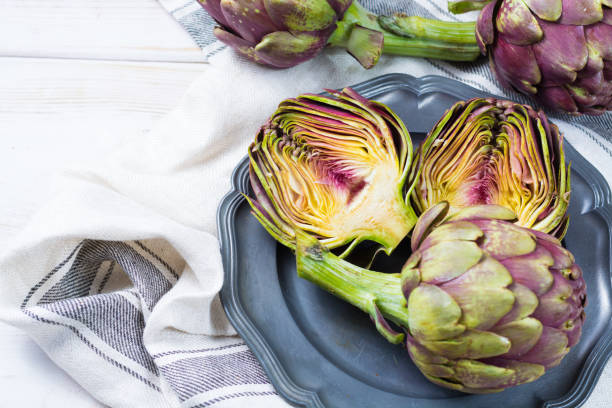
496,0,543,45
495,283,539,326
219,0,279,43
586,23,612,61
517,326,569,368
476,1,498,54
410,202,450,251
500,245,554,295
564,315,585,347
534,233,575,268
254,28,333,68
532,19,588,86
491,36,541,94
559,0,603,25
370,303,405,344
213,27,259,62
536,86,579,113
605,60,612,81
197,0,230,27
604,7,612,24
531,270,576,326
566,85,598,108
328,0,353,17
471,219,537,258
522,0,563,21
495,317,543,358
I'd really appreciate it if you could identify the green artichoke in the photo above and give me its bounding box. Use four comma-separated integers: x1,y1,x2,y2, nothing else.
297,201,586,393
411,98,570,239
247,88,418,257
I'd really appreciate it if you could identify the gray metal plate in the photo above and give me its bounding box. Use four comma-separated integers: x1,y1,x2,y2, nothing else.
217,74,612,408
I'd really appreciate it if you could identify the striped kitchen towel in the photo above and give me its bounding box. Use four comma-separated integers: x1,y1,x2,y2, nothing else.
0,1,611,408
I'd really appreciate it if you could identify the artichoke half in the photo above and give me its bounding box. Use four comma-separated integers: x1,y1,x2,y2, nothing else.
297,202,586,393
411,98,570,239
247,88,418,257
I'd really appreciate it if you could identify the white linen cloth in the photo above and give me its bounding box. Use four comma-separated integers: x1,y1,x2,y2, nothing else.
1,1,612,407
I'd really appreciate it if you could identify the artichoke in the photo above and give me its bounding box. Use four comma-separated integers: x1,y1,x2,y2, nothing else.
411,98,570,239
199,0,612,114
466,0,612,114
247,88,418,257
296,201,586,393
197,0,480,68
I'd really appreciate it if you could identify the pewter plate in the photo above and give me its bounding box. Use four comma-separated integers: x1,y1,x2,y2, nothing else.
217,74,612,408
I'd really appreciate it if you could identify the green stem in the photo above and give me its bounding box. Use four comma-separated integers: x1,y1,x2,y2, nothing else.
296,232,409,344
381,35,480,61
328,2,479,63
379,15,477,45
448,0,490,15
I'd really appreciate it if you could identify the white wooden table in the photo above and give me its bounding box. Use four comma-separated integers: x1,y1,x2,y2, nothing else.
0,1,610,406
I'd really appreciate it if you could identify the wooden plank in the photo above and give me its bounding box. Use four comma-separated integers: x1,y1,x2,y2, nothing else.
0,56,205,247
0,0,205,62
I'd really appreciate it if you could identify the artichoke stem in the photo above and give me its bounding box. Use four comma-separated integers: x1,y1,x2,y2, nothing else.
448,0,491,14
378,15,477,45
296,232,410,343
381,36,480,62
328,2,480,64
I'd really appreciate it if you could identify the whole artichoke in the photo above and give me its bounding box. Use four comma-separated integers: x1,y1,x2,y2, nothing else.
199,1,612,114
411,98,570,239
197,0,480,68
296,202,586,393
247,88,418,257
471,0,612,114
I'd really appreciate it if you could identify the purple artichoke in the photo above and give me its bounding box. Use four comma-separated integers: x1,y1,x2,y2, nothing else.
468,0,612,114
197,0,480,68
199,1,612,115
411,98,570,239
296,201,586,393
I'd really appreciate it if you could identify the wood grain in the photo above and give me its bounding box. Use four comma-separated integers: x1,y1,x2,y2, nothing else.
0,0,204,62
0,57,205,247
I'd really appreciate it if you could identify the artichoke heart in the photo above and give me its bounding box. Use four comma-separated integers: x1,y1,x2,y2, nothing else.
411,98,570,238
248,88,418,256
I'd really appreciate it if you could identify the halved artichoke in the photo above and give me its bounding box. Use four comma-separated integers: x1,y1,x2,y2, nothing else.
247,88,418,257
411,98,570,238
